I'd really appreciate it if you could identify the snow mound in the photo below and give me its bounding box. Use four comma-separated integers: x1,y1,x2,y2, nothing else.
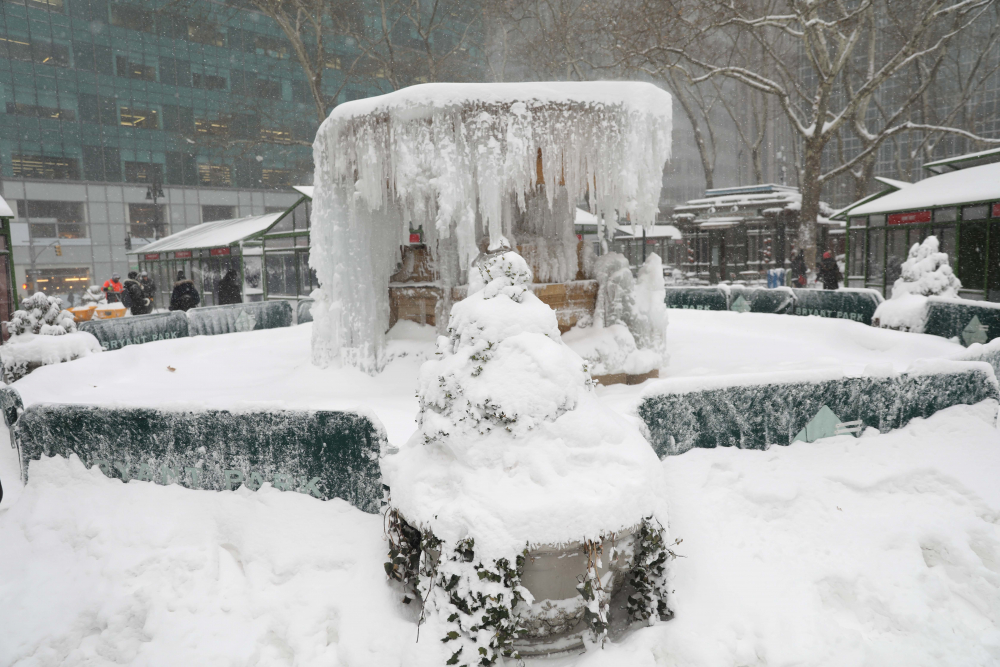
1,331,101,383
310,81,673,372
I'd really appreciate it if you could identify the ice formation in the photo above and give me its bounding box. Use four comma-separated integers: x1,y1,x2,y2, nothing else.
873,236,961,331
310,82,673,372
566,253,668,375
381,248,671,661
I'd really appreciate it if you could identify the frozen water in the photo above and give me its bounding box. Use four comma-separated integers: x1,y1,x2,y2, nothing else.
310,82,673,372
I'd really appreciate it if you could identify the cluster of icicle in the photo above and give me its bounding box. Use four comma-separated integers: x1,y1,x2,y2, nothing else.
309,82,673,373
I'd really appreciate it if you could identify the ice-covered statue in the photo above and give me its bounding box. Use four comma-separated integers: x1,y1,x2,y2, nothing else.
382,244,675,664
310,82,673,373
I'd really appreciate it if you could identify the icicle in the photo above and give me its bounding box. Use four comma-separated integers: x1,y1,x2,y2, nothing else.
310,82,673,372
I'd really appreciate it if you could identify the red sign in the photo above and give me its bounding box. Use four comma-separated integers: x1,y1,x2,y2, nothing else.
409,233,421,244
174,250,192,259
647,239,657,245
993,202,1000,218
209,247,231,256
887,210,931,225
144,253,160,260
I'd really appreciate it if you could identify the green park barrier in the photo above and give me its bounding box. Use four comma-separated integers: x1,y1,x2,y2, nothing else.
728,286,795,314
790,288,883,325
187,300,293,336
11,392,384,513
297,299,314,324
924,297,1000,346
79,312,189,351
663,286,730,311
638,361,999,457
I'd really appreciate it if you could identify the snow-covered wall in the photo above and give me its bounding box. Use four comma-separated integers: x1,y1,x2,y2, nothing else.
310,82,673,373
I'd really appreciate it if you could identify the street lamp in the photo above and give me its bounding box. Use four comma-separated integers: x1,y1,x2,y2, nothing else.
145,176,165,240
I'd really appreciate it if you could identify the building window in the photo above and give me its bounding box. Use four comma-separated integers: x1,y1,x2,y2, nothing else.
16,200,87,239
119,106,159,129
73,42,113,74
128,203,166,239
78,94,118,125
12,155,80,180
262,168,295,188
260,127,293,143
258,79,282,100
116,56,156,81
82,146,122,182
195,115,231,136
192,73,227,90
123,161,163,184
933,207,957,222
962,204,989,221
25,268,91,298
8,0,65,11
0,37,70,67
202,205,235,222
188,23,226,47
254,35,288,58
161,105,194,133
110,4,154,32
159,57,192,87
5,102,76,121
166,152,198,186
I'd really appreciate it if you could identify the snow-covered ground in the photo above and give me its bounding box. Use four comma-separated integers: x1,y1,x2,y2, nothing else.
1,310,997,665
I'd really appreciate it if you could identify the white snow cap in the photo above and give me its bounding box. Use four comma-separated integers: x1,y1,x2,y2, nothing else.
310,81,673,372
382,249,666,560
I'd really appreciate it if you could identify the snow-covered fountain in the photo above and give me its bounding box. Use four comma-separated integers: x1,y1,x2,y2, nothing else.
309,82,676,662
310,82,673,373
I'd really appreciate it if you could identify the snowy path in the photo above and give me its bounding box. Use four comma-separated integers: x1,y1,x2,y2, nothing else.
1,404,997,665
1,310,996,665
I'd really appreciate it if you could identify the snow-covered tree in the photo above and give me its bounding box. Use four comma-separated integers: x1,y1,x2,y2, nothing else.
891,235,961,298
382,247,673,664
9,292,76,337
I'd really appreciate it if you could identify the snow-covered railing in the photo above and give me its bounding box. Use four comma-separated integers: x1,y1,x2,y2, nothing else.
638,360,998,456
187,300,293,336
7,388,385,513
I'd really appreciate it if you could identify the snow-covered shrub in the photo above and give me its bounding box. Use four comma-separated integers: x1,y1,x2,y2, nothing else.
568,252,667,375
81,285,105,306
9,292,76,336
873,236,961,332
382,246,673,664
893,236,961,299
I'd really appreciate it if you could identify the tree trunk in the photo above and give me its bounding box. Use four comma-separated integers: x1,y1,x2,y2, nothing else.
797,140,825,272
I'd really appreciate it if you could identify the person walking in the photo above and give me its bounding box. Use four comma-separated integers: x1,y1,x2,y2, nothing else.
139,271,156,307
102,273,123,303
790,250,808,288
217,268,242,305
817,251,842,290
169,271,201,312
122,271,152,315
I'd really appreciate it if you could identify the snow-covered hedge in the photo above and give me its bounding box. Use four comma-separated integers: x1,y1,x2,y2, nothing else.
187,300,293,336
665,285,882,324
923,297,1000,346
79,312,189,352
2,293,100,382
639,361,999,456
14,400,384,512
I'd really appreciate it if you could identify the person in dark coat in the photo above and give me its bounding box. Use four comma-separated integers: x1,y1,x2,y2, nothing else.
217,268,242,305
122,271,152,315
790,250,808,287
139,271,156,305
169,271,201,312
817,251,842,290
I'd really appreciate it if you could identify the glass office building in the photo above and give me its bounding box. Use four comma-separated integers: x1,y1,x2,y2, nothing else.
0,0,388,305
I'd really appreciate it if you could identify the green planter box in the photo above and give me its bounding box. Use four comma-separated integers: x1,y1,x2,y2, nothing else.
924,297,1000,346
664,286,730,311
790,288,883,325
639,363,998,457
13,399,384,513
79,312,189,351
728,286,796,314
187,300,293,336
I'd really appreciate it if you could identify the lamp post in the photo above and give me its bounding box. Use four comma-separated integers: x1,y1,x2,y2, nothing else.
145,176,165,240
